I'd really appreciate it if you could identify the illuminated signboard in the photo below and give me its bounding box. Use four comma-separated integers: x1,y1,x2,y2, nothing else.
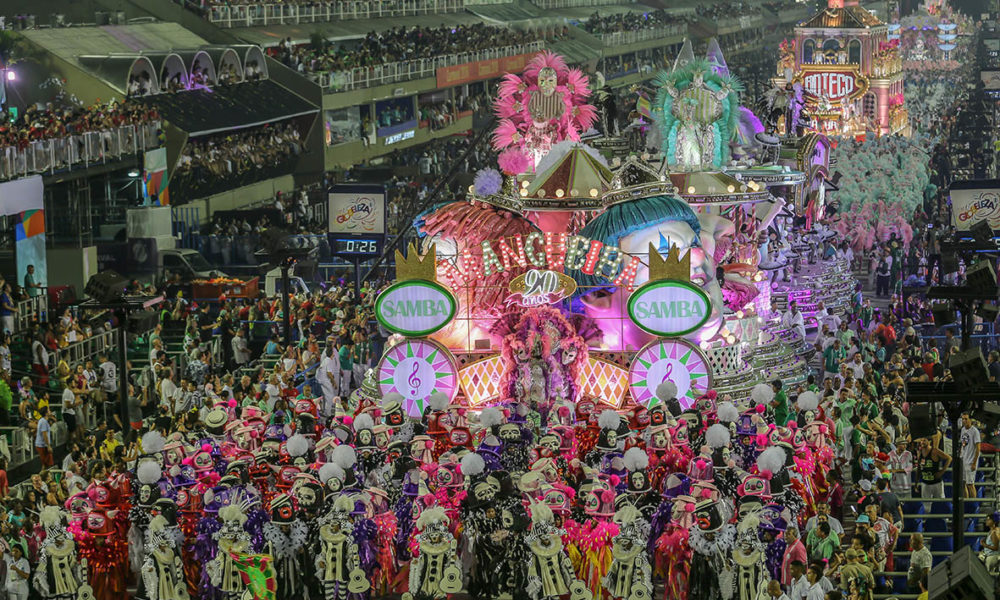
627,279,712,337
796,65,869,104
375,279,457,336
384,130,415,145
508,269,577,307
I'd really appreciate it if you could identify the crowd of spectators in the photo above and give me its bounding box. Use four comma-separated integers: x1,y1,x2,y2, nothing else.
270,24,550,78
0,100,159,150
171,121,304,201
580,9,688,35
696,1,763,19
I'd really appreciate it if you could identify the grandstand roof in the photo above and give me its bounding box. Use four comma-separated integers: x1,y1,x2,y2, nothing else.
133,79,318,136
21,23,210,63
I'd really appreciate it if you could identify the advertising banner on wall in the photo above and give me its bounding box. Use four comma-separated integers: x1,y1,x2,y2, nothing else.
950,180,1000,231
0,176,46,291
143,147,170,206
436,53,535,88
327,184,386,234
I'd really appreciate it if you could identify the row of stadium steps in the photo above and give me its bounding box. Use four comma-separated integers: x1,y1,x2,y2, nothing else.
874,453,999,599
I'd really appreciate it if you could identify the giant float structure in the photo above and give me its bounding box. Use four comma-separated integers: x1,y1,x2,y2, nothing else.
368,42,852,417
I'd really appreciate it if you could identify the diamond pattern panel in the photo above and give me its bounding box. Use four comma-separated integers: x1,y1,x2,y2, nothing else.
459,355,504,407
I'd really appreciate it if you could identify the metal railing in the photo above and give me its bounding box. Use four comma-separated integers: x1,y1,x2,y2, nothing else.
533,0,631,8
597,25,688,46
49,330,118,372
308,41,545,91
206,0,463,27
15,294,48,334
0,122,161,182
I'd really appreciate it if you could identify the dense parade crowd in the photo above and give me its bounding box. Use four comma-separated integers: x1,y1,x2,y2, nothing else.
0,99,159,149
269,24,552,76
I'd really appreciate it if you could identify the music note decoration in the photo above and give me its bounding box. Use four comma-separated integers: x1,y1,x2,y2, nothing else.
628,339,712,411
376,338,459,418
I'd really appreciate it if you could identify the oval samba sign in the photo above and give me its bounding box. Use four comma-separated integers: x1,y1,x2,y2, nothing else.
375,280,457,336
627,279,712,337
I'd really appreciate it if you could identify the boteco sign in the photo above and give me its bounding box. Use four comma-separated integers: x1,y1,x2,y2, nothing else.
796,65,869,105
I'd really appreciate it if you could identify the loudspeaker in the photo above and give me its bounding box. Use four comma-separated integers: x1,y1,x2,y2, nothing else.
976,302,1000,323
85,271,129,303
948,348,989,391
932,302,957,327
929,546,995,600
966,260,997,293
941,252,960,275
126,309,159,334
909,403,938,440
970,219,995,246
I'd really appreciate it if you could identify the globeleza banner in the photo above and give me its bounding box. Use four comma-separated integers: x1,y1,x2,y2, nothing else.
328,184,386,234
951,184,1000,231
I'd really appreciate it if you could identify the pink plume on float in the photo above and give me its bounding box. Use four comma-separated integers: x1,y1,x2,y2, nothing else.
492,120,521,151
563,68,590,96
497,148,531,175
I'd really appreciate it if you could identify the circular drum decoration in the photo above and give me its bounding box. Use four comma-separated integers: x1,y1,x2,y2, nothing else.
377,339,459,418
629,339,713,411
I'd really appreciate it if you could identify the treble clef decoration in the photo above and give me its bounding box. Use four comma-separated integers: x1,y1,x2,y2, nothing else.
662,362,673,383
407,363,421,396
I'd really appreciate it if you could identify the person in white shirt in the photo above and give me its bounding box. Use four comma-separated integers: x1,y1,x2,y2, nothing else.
788,561,809,600
0,337,10,377
158,370,177,411
767,579,790,600
888,439,913,497
61,381,80,443
317,347,338,418
4,544,30,600
960,412,981,499
231,328,251,366
804,503,844,536
782,301,806,341
804,565,826,600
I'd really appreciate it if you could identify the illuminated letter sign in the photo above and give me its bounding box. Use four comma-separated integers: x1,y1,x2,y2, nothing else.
375,280,457,336
627,280,712,337
797,66,869,104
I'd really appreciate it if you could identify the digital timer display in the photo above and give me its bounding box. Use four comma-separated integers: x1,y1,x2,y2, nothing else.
331,238,382,255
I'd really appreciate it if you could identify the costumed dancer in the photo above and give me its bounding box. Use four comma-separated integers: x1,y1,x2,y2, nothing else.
603,505,653,600
525,503,590,600
141,516,189,600
731,514,769,600
315,495,371,600
206,505,251,600
403,507,463,600
264,494,310,600
34,506,88,600
687,500,736,600
77,509,128,600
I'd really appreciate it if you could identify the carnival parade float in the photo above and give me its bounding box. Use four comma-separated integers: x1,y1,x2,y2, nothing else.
90,42,852,600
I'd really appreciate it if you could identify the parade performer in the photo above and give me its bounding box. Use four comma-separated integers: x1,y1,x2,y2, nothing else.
141,516,189,600
34,506,88,600
315,495,371,599
403,507,463,600
264,494,310,600
525,503,591,600
603,505,653,600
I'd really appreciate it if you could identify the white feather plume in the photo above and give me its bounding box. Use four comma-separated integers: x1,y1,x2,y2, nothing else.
381,392,404,408
40,506,63,527
137,461,162,485
751,383,774,405
428,391,449,412
333,495,354,513
460,452,485,476
353,414,374,431
716,401,739,423
796,390,819,412
141,431,166,454
656,381,678,401
705,424,731,449
286,434,309,458
598,409,620,430
219,504,247,525
416,506,449,530
319,462,345,484
479,407,504,428
530,501,555,526
623,447,649,471
332,444,357,469
756,446,786,475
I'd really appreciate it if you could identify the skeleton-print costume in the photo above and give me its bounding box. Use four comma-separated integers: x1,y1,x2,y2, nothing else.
687,500,737,600
264,494,310,600
141,516,189,600
602,506,652,600
402,507,462,600
34,507,86,600
206,505,252,600
731,515,769,600
524,504,591,600
315,496,370,600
